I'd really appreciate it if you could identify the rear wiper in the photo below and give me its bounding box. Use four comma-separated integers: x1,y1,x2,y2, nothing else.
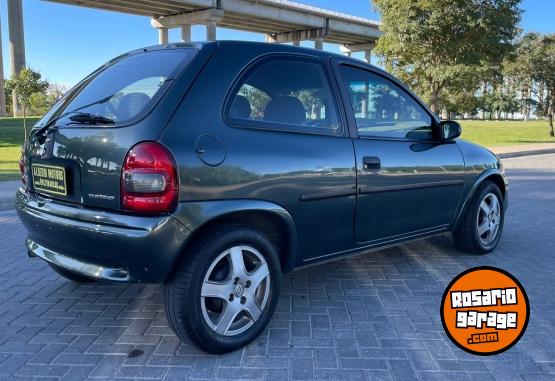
67,113,115,125
34,93,115,144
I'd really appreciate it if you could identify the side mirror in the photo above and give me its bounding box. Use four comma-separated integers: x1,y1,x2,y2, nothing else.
439,120,462,141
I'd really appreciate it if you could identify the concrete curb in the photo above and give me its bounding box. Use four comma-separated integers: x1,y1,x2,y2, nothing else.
496,148,555,159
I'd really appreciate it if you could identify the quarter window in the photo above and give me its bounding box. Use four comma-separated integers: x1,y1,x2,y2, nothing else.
340,65,433,140
227,59,340,134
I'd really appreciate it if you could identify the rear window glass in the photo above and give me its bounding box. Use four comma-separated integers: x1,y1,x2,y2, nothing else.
50,49,195,126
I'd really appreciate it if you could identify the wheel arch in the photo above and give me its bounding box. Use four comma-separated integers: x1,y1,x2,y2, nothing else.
171,200,298,278
453,169,507,230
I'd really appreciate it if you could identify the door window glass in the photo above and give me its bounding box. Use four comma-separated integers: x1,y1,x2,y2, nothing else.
340,65,433,140
227,59,341,134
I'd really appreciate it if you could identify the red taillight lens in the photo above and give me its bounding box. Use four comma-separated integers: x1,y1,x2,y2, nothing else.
121,142,178,214
19,146,26,185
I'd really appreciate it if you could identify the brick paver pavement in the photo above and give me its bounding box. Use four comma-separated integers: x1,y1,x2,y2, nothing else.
0,154,554,380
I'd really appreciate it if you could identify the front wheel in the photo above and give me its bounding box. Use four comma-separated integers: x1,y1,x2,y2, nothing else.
164,225,281,354
453,181,505,254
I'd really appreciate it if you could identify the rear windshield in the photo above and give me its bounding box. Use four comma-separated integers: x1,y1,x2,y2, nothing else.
44,48,195,126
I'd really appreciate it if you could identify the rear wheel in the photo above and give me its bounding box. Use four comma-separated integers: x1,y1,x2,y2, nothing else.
164,225,281,354
48,263,97,283
453,181,504,254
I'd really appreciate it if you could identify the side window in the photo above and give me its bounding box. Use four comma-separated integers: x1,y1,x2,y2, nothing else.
339,65,433,140
227,59,341,134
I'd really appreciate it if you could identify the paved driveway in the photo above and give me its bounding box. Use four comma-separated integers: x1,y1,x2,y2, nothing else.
1,154,554,381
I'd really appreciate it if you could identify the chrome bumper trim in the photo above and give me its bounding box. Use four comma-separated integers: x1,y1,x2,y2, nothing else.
26,238,129,282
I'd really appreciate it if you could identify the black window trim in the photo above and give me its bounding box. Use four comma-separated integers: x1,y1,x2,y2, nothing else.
332,58,441,143
223,53,345,137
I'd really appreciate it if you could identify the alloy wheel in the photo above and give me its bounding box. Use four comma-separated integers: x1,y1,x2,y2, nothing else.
476,192,501,246
200,245,271,336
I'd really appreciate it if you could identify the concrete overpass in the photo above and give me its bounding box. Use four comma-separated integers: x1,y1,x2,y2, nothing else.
1,0,381,115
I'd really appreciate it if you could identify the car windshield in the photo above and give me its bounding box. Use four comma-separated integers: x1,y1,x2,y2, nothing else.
47,49,195,126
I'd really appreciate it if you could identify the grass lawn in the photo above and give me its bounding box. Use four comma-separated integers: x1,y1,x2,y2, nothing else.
459,119,555,147
0,117,554,182
0,117,40,181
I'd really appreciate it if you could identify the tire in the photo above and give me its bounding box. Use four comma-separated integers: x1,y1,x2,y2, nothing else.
48,263,97,283
453,180,505,254
164,225,282,354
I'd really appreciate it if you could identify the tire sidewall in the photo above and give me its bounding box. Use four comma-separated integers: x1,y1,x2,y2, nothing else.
470,182,505,253
184,227,281,352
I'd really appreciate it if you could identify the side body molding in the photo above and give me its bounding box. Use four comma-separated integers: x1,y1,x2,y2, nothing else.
173,199,298,272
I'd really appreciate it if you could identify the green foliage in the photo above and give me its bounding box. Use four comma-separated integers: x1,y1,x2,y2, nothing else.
28,92,52,116
5,68,49,139
373,0,522,113
504,33,555,135
27,83,69,116
5,68,49,112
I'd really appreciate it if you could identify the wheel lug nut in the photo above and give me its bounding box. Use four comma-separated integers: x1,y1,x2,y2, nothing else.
229,294,234,302
240,296,246,305
234,277,240,284
245,280,251,288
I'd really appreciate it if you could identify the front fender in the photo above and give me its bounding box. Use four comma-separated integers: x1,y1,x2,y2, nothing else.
453,168,508,230
173,199,298,271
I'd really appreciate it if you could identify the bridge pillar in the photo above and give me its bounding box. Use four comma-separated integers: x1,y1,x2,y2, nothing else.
340,42,376,63
206,21,217,41
0,18,7,116
152,9,223,43
364,50,372,64
314,38,323,50
158,28,168,44
181,24,192,42
266,26,328,50
8,0,26,116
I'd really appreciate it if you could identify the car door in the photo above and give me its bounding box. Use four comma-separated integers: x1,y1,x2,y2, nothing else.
334,60,466,244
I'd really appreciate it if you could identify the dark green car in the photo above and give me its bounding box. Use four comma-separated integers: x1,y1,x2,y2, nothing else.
16,41,508,353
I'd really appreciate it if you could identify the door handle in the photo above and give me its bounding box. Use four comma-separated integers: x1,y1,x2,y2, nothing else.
363,156,381,171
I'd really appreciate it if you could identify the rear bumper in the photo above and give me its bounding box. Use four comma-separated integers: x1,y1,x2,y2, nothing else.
16,188,190,283
27,238,129,281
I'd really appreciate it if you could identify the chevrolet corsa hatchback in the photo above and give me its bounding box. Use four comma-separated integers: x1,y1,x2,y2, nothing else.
16,41,508,353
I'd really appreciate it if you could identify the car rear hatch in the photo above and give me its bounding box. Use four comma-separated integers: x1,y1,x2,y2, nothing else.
23,43,215,211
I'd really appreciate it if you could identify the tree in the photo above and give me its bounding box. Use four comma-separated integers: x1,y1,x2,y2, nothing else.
5,68,49,140
47,83,69,103
504,33,542,121
27,83,70,116
372,0,522,115
506,33,555,135
28,92,52,116
532,35,555,137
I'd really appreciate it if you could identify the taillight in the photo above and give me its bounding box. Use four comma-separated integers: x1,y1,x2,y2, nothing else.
121,142,178,214
19,146,26,185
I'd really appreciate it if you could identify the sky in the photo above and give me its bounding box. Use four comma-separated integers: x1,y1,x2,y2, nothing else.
0,0,553,87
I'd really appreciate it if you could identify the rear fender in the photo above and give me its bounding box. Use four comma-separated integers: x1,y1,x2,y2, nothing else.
173,199,298,272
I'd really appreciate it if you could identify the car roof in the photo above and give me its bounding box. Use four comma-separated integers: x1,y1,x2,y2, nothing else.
131,40,375,67
122,40,439,124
